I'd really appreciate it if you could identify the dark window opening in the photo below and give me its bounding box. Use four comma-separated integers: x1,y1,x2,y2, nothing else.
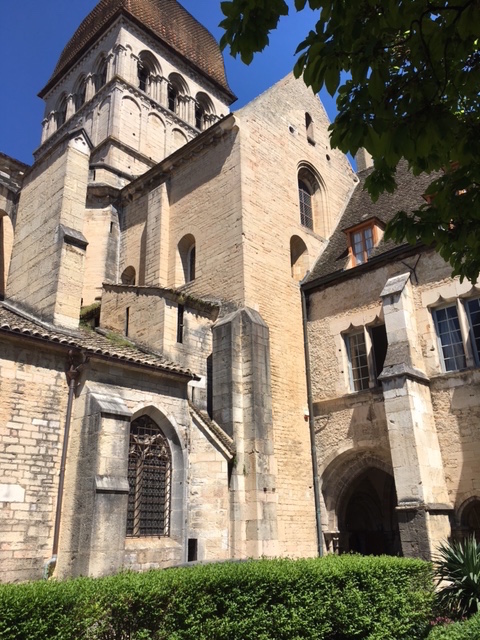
138,64,149,92
187,245,196,282
177,304,184,344
127,415,171,537
206,354,213,418
168,84,178,113
371,324,388,381
195,102,205,130
305,112,315,144
188,538,198,562
125,307,130,337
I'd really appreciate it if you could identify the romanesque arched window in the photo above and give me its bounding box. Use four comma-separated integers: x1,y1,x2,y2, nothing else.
178,234,196,284
195,92,216,131
297,165,328,235
55,95,67,129
75,76,87,111
137,51,161,96
167,73,190,119
305,112,315,144
94,56,108,92
460,498,480,541
126,415,171,537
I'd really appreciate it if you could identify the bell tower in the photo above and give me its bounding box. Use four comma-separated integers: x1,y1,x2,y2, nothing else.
36,0,236,184
6,0,236,320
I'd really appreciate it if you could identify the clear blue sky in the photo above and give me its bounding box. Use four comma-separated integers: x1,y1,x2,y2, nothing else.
0,0,338,166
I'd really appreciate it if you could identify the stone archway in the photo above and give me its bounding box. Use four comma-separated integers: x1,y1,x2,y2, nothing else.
338,467,401,556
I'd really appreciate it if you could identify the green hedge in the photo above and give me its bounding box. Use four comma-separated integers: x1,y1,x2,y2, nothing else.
0,555,434,640
428,614,480,640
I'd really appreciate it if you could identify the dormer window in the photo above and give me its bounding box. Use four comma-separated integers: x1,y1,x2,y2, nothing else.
344,219,384,267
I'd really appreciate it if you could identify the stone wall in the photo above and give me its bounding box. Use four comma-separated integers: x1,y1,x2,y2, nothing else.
0,336,68,583
307,248,480,556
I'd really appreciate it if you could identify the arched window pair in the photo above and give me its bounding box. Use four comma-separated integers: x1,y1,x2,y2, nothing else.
126,415,171,537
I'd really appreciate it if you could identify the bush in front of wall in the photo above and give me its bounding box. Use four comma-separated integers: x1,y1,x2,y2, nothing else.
435,536,480,619
428,612,480,639
0,555,434,640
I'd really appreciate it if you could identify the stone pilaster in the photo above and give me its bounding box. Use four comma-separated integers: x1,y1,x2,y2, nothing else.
212,308,278,558
380,273,452,559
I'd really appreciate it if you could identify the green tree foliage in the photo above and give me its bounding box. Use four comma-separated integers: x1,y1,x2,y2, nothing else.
220,0,480,282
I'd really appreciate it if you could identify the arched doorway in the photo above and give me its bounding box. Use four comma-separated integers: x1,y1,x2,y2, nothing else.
339,467,401,556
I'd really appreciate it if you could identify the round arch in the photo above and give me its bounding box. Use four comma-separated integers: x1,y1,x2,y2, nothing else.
167,73,190,118
121,266,136,285
177,233,196,285
94,54,108,92
457,496,480,541
137,50,162,94
195,92,216,130
55,94,68,129
290,235,308,281
297,162,329,237
74,75,87,111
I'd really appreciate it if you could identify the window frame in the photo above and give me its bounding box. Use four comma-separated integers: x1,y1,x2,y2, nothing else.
432,297,480,372
344,323,388,393
346,221,378,266
126,415,172,538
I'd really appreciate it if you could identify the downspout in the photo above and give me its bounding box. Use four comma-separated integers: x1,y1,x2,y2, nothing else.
301,286,323,557
44,350,86,578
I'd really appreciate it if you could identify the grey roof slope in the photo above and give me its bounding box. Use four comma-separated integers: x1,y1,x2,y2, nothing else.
305,161,435,284
0,304,195,378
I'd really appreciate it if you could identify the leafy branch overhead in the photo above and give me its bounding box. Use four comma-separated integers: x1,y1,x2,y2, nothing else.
220,0,480,282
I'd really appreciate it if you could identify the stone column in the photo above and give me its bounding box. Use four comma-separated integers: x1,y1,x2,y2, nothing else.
212,308,278,558
379,273,452,559
66,94,75,120
85,75,95,102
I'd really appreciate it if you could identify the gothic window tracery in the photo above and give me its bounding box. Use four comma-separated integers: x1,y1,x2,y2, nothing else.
126,415,171,537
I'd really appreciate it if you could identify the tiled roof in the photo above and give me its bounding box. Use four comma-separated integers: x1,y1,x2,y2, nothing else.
304,161,436,284
41,0,235,100
0,304,195,378
189,402,235,457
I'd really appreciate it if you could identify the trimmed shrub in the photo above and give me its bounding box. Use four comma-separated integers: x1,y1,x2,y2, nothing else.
428,613,480,639
0,555,434,640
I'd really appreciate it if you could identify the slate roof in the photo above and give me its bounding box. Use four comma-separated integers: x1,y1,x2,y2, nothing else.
304,161,435,286
0,304,195,379
40,0,236,101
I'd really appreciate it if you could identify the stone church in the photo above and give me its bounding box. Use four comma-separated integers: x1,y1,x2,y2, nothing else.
1,0,479,583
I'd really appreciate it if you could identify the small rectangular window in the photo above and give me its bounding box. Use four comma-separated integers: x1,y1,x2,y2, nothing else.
125,307,130,337
177,304,184,344
188,538,198,562
433,305,466,372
